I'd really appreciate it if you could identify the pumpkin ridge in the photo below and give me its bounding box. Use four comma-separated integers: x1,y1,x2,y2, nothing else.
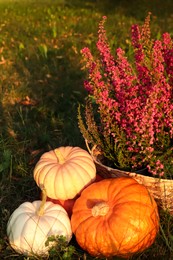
38,209,72,242
106,217,120,256
107,204,158,255
66,162,92,183
43,202,67,213
111,201,158,224
30,217,45,253
47,214,71,240
20,214,43,253
111,198,158,213
9,207,34,229
93,218,107,255
72,214,94,233
57,161,95,199
107,181,138,200
76,215,101,252
108,219,139,256
95,218,117,256
35,164,58,187
35,161,58,174
41,214,64,235
124,226,157,253
120,224,157,255
61,163,84,195
108,181,155,207
18,202,37,212
67,149,91,158
68,160,96,177
54,166,67,199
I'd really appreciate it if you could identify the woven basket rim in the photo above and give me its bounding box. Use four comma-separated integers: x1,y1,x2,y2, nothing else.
85,139,173,184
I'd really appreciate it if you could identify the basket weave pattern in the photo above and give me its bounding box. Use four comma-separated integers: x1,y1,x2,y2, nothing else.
86,142,173,214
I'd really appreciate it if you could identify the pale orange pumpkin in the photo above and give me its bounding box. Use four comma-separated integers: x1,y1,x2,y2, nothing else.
71,177,159,258
33,146,96,200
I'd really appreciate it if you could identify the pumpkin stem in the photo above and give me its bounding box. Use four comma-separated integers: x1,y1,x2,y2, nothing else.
92,201,109,217
54,149,65,164
37,185,47,216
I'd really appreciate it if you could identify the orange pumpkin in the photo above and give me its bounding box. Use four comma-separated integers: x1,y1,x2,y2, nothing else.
71,177,159,258
46,196,78,217
33,146,96,200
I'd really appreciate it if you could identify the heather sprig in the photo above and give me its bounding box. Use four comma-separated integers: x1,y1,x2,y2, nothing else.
78,13,173,178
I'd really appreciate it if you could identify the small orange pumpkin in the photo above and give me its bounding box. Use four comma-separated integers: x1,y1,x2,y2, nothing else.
71,177,159,258
46,196,78,217
33,146,96,200
95,173,104,182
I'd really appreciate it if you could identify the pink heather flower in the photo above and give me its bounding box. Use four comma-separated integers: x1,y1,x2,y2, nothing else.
162,33,173,84
159,172,165,177
163,32,172,47
81,15,173,177
131,24,145,63
96,16,116,76
156,160,164,169
84,80,93,92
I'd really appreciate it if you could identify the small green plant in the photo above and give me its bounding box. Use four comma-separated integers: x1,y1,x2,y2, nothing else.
46,235,76,259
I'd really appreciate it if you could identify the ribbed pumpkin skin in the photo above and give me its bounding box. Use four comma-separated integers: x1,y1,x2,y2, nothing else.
71,177,159,258
33,146,96,200
7,201,72,256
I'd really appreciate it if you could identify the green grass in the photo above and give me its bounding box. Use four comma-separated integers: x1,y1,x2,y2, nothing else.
0,0,173,259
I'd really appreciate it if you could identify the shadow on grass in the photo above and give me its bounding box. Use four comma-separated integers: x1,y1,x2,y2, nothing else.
7,44,87,154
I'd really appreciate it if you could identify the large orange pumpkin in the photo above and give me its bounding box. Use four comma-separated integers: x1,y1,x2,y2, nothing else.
33,146,96,200
71,177,159,258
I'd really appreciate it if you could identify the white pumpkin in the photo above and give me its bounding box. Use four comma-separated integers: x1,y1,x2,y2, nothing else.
7,189,72,257
33,146,96,200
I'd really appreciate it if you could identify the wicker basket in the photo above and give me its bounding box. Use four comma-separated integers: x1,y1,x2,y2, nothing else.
86,141,173,214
